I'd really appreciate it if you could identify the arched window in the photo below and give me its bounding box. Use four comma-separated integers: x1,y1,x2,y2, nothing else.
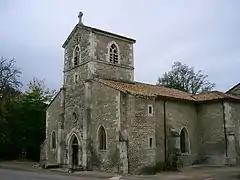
180,127,189,153
73,46,80,66
72,135,78,145
109,43,119,64
51,131,56,149
98,126,106,150
73,112,78,121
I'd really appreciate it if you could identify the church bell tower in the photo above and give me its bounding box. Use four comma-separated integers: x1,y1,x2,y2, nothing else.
62,12,136,88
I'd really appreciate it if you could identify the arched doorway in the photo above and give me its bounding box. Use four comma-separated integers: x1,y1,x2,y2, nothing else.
72,135,79,167
68,134,81,169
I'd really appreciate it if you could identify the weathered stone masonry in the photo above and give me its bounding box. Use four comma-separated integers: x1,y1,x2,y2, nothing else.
40,13,240,174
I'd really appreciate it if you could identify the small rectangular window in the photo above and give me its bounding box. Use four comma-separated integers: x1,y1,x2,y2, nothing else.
148,105,153,116
74,74,78,83
149,138,153,148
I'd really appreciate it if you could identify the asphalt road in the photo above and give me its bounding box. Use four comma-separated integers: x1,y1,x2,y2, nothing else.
1,167,240,180
0,168,101,180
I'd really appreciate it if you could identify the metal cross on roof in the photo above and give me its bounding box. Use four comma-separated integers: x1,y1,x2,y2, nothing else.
78,12,83,24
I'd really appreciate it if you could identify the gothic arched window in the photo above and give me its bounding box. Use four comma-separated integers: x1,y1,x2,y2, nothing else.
98,125,106,150
51,131,56,149
109,43,119,64
73,46,80,66
180,127,190,153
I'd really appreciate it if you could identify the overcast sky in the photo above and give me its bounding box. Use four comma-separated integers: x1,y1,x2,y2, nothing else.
0,0,239,92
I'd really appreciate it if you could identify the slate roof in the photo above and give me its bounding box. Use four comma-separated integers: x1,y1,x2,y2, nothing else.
94,78,240,102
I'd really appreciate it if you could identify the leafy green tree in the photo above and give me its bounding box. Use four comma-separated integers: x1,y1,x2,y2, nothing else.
0,57,56,161
157,61,215,94
0,57,22,159
12,78,56,161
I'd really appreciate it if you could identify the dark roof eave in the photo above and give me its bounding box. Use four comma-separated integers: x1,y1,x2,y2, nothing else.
156,95,196,102
196,97,240,104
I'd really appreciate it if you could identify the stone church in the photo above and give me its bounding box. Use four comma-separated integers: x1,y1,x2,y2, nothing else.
40,12,240,174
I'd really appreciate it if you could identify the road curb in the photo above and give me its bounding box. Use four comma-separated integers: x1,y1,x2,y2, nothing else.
48,169,116,179
0,165,43,173
0,165,116,179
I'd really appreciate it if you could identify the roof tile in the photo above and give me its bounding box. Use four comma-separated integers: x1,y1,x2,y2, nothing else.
95,78,195,100
94,78,240,102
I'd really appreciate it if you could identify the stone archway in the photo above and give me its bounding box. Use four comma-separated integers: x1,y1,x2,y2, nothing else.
68,133,82,169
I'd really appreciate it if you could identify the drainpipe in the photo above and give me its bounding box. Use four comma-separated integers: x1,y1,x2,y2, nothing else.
221,101,228,158
163,100,167,162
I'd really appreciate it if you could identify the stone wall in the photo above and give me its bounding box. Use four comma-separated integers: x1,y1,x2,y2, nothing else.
197,102,226,165
155,100,165,163
93,33,133,66
64,28,91,71
90,81,120,172
92,32,134,81
62,27,92,167
45,91,61,164
229,102,240,164
165,100,198,165
60,24,136,169
127,96,156,173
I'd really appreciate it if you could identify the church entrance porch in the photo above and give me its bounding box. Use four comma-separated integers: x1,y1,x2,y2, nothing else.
68,133,82,170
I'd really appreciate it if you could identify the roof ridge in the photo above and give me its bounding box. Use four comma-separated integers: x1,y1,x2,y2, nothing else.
226,82,240,93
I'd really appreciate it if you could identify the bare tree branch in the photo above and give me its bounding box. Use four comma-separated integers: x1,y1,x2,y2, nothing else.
0,57,22,100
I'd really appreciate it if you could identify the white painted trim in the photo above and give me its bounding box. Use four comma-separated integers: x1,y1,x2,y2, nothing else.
179,126,191,154
97,125,108,151
106,41,120,64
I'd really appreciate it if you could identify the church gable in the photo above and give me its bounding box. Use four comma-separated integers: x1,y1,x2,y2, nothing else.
226,83,240,95
63,27,91,71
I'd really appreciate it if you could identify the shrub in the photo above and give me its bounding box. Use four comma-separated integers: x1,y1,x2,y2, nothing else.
139,162,167,175
139,148,183,175
165,148,183,171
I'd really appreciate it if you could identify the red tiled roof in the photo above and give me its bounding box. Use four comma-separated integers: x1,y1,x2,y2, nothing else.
193,91,240,102
94,78,240,102
94,78,196,101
